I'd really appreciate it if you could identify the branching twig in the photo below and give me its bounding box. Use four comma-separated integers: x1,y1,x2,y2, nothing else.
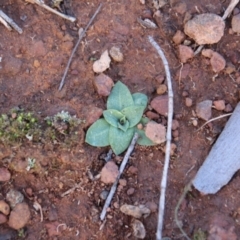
25,0,76,22
148,36,174,240
100,133,139,221
196,113,232,132
222,0,240,20
0,10,23,34
58,3,103,91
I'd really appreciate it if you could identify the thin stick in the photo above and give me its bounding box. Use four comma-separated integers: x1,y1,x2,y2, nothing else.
196,113,232,132
194,45,203,56
0,15,12,31
100,133,139,221
0,10,23,34
148,36,174,240
25,0,76,22
58,3,103,91
222,0,240,20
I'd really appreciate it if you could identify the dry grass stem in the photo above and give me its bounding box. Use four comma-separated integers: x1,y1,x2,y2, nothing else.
222,0,240,20
148,36,174,240
0,10,22,34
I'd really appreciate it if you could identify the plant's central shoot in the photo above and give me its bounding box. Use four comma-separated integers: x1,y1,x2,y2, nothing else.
119,116,126,126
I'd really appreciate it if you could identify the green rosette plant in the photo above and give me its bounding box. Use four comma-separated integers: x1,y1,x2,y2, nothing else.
85,81,156,155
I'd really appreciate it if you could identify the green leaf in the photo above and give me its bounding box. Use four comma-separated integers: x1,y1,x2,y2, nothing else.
117,119,129,132
135,128,156,146
132,93,148,108
140,117,150,125
107,81,134,111
85,119,110,147
109,126,134,155
103,109,124,127
121,105,145,128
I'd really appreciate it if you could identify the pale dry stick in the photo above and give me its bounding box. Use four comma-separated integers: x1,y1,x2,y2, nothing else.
25,0,76,22
58,3,103,91
0,15,12,31
100,133,139,221
0,10,23,34
60,182,83,197
194,45,203,56
196,113,232,132
148,36,174,240
222,0,240,20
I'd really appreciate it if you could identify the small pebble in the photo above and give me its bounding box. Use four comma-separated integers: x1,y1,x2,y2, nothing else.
0,168,11,182
155,74,165,84
0,213,7,224
172,119,179,131
127,188,135,196
172,30,186,45
33,60,40,68
101,161,119,184
232,13,240,33
192,119,198,126
196,100,212,121
113,202,119,208
119,179,127,186
210,52,226,73
145,122,166,144
182,91,188,97
213,100,225,111
236,76,240,84
93,50,111,73
145,201,158,213
26,188,33,197
100,190,109,200
132,219,146,239
6,189,24,209
224,104,233,113
128,166,138,175
120,204,150,218
225,62,236,74
109,46,123,62
145,111,159,120
178,45,194,63
201,49,214,58
163,143,177,156
137,123,143,130
185,97,193,107
172,130,179,138
0,200,10,215
156,84,167,95
94,73,114,96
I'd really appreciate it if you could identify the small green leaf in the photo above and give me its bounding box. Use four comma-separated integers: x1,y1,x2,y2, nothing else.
140,117,150,125
103,109,124,127
85,119,110,147
135,128,156,146
121,105,145,128
109,126,134,155
107,81,134,111
132,93,148,108
117,119,129,132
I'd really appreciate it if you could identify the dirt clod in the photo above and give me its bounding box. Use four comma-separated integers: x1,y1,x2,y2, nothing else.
185,97,193,107
178,45,194,63
120,204,150,218
6,189,24,209
157,84,167,95
0,213,7,224
0,201,10,215
84,106,103,127
127,188,135,196
150,95,168,116
232,13,240,33
100,190,109,200
202,49,214,58
172,30,186,45
132,219,146,239
0,168,11,182
109,46,124,62
213,100,225,111
2,56,22,75
93,50,111,73
224,103,233,113
94,73,114,96
172,119,179,130
146,111,159,120
210,52,226,73
101,161,119,184
8,203,31,230
196,100,212,121
145,201,158,213
145,121,166,144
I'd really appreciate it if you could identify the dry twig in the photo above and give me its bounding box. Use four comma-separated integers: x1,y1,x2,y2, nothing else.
0,10,23,34
25,0,76,22
148,36,174,240
100,133,139,221
58,3,103,91
61,182,83,197
222,0,240,20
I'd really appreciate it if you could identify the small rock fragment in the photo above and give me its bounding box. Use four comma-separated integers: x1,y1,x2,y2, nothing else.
100,190,109,200
178,45,194,63
146,111,159,120
93,50,111,73
145,201,158,213
33,59,40,68
184,13,225,45
231,13,240,33
0,200,10,215
155,74,165,84
196,100,212,121
213,100,225,111
210,52,226,73
192,119,198,126
0,168,11,182
0,213,7,224
94,73,114,96
201,49,214,58
101,161,119,184
120,204,150,218
225,62,236,74
113,202,120,208
128,166,138,175
185,97,193,107
224,103,233,113
150,95,168,116
6,189,24,209
172,130,179,138
132,219,146,239
127,188,135,196
182,91,188,97
172,30,186,45
109,46,124,62
145,122,166,144
84,106,103,127
119,179,127,186
8,203,31,230
172,119,179,131
157,84,167,95
163,143,177,156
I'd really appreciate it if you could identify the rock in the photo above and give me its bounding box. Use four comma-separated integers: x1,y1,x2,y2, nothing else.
172,130,179,138
145,122,166,144
128,166,138,175
202,49,214,58
120,204,150,218
172,30,186,45
214,100,225,111
2,56,22,75
146,111,159,120
196,100,212,121
8,203,31,230
163,143,177,156
101,161,119,184
150,95,168,116
119,179,127,186
185,97,193,107
184,14,225,45
45,221,61,236
6,189,24,209
93,50,111,73
192,119,198,126
231,13,240,33
210,52,226,73
0,200,10,215
84,106,103,127
156,84,167,95
208,213,237,240
109,46,124,62
0,168,11,182
178,45,194,63
0,213,7,224
127,188,135,196
173,2,187,15
94,73,114,96
155,74,165,84
132,219,146,239
145,201,158,213
100,190,109,200
33,59,40,68
224,103,233,113
113,202,119,208
172,119,179,130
